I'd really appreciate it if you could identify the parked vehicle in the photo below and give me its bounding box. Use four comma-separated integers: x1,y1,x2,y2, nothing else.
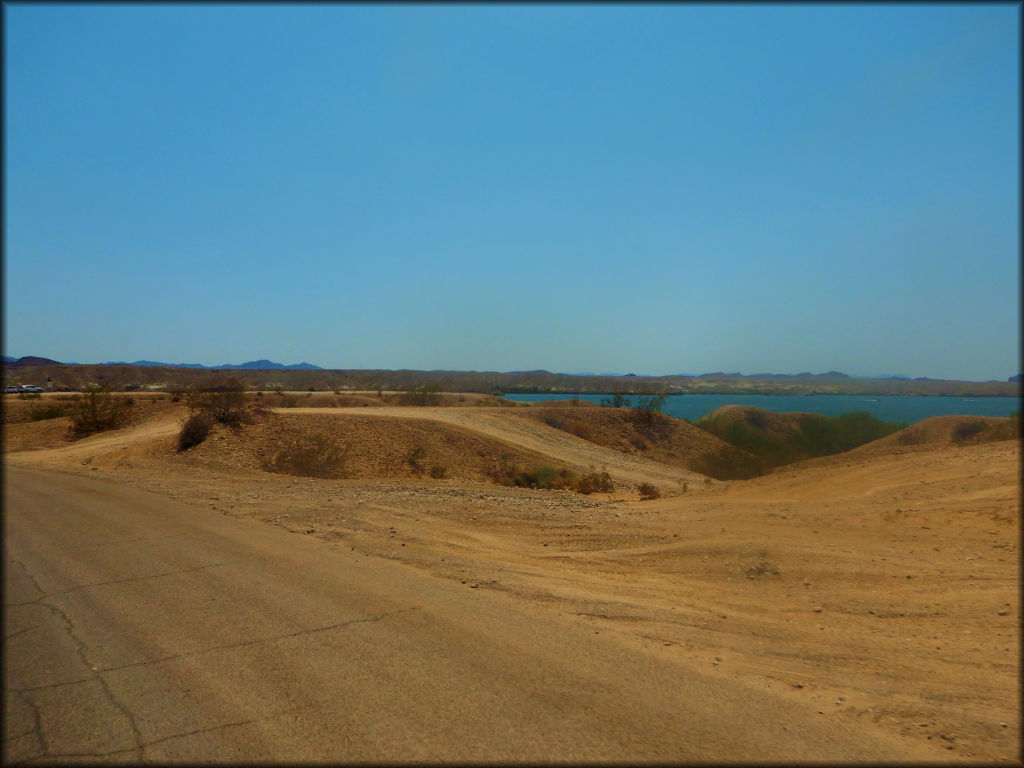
4,386,19,393
20,385,44,393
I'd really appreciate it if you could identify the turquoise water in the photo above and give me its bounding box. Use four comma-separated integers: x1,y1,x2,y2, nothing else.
502,393,1022,424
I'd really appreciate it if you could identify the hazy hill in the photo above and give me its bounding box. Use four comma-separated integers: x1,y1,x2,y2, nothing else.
2,359,1019,397
4,356,64,367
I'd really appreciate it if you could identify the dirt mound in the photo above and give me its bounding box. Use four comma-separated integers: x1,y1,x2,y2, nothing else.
698,404,818,434
521,406,764,479
525,399,600,408
3,417,76,451
850,414,1020,455
262,391,512,409
3,393,181,425
177,411,585,485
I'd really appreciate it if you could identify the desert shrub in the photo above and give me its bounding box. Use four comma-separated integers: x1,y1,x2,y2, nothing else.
18,392,42,400
27,403,66,421
265,433,347,479
952,420,987,443
429,464,448,479
68,385,133,438
575,470,614,494
187,376,249,425
399,382,443,406
485,455,614,494
489,457,574,490
638,482,660,500
168,382,189,402
522,464,561,489
177,412,213,451
543,415,566,430
895,427,923,445
249,396,271,417
632,392,667,426
406,446,425,474
744,555,780,579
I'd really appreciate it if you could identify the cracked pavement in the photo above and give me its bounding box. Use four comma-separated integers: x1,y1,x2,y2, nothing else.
5,465,956,762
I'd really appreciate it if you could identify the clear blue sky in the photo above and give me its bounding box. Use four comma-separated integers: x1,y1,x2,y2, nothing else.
4,4,1019,380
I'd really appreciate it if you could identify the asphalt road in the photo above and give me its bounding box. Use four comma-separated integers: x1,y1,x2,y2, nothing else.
5,465,926,762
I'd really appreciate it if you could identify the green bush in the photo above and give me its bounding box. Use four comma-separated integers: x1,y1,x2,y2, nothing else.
489,458,571,490
697,410,903,468
429,464,448,479
952,420,987,443
520,464,560,489
27,403,66,421
68,385,133,438
488,456,616,494
638,482,660,500
178,412,213,451
575,470,614,494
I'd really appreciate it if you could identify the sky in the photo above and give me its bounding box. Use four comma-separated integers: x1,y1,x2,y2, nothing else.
3,4,1019,381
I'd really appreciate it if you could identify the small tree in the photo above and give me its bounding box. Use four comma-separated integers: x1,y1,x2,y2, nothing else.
68,384,133,437
601,392,632,408
632,392,668,434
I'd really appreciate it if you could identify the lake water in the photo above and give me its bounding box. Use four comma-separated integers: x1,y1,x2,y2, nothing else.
502,393,1022,424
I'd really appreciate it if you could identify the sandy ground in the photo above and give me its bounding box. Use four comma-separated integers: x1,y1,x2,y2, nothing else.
3,402,1019,761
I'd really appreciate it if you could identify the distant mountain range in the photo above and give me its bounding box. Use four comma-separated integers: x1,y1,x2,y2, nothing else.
2,356,1018,383
2,356,321,370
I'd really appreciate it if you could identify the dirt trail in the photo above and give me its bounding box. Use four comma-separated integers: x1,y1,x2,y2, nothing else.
4,415,182,471
275,407,703,489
